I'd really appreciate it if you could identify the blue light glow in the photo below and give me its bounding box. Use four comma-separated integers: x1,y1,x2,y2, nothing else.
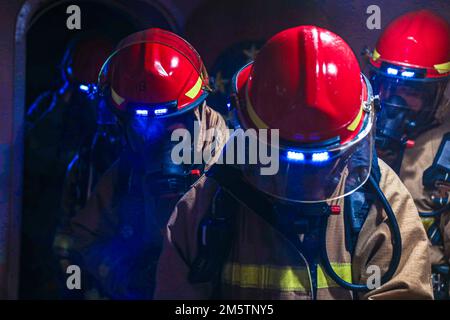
79,84,89,92
287,151,305,161
387,67,398,76
401,71,415,78
135,109,149,116
154,108,168,115
312,152,330,162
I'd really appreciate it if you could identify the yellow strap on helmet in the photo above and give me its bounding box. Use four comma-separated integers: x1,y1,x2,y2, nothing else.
434,61,450,74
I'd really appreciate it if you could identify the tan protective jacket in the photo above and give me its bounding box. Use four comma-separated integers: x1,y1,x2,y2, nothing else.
155,159,433,300
54,105,228,292
400,96,450,265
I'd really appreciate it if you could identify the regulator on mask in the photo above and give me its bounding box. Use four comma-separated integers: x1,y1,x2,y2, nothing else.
122,110,203,198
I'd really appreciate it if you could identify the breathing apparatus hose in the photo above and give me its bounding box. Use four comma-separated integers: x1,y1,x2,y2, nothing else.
320,174,402,292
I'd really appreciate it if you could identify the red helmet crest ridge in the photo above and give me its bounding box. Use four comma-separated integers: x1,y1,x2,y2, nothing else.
233,26,366,144
100,28,209,114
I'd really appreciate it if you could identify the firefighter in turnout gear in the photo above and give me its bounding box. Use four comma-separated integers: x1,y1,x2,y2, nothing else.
54,99,124,299
155,26,433,300
368,10,450,299
22,34,114,299
60,99,124,222
55,29,228,299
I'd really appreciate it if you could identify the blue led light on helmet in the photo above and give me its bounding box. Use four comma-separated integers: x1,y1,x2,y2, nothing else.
154,108,169,116
129,100,178,118
79,84,90,92
312,151,330,162
381,62,425,79
401,71,415,78
286,150,331,162
134,108,169,117
79,84,98,100
135,109,149,116
387,67,398,76
286,151,305,161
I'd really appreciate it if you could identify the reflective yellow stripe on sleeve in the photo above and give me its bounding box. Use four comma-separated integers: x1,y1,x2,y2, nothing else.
317,263,353,289
222,263,352,292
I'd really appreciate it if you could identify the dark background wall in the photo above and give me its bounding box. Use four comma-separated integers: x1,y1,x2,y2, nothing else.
184,0,450,68
26,0,176,107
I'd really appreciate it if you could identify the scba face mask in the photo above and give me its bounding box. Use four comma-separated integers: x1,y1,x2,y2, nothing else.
370,69,448,148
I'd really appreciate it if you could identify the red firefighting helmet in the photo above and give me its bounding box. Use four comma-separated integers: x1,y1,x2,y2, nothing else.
370,10,450,79
62,35,114,84
98,28,210,151
369,10,450,139
99,28,210,117
229,25,376,203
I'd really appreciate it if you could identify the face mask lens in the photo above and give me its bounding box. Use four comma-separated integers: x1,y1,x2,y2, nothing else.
371,69,447,138
123,110,196,156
